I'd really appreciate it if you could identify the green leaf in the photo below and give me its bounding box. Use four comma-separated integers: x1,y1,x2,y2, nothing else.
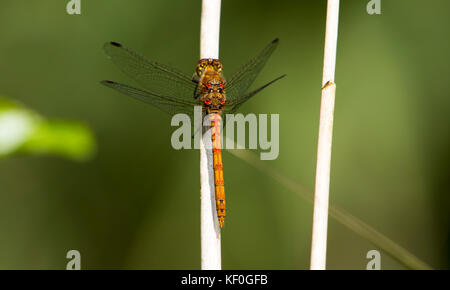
0,96,95,161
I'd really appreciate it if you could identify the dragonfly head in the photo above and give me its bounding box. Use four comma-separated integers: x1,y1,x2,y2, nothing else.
196,58,223,77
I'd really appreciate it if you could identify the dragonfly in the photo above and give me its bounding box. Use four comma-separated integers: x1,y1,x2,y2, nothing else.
101,39,285,227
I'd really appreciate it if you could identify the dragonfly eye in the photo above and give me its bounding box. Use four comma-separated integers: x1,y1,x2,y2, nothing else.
212,60,223,72
196,66,203,75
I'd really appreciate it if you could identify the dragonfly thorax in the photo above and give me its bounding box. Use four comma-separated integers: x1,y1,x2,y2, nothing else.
200,79,226,113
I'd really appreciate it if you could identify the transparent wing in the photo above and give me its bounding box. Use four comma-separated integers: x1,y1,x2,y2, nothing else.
103,42,198,100
224,74,286,113
226,38,280,102
101,80,199,117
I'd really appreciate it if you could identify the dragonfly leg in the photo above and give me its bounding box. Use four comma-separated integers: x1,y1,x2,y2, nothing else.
191,72,200,83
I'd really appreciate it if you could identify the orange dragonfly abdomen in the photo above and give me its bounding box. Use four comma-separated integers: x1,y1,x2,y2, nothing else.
210,113,225,227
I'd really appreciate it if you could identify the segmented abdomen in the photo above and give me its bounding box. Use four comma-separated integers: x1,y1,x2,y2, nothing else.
210,114,225,227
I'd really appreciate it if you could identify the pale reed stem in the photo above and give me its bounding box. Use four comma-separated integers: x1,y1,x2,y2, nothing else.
310,0,340,270
199,0,222,270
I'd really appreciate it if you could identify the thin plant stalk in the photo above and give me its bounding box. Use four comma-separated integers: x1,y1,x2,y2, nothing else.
227,148,433,270
199,0,222,270
310,0,340,270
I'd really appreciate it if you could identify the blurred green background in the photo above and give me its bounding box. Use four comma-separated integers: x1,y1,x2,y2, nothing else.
0,0,448,269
